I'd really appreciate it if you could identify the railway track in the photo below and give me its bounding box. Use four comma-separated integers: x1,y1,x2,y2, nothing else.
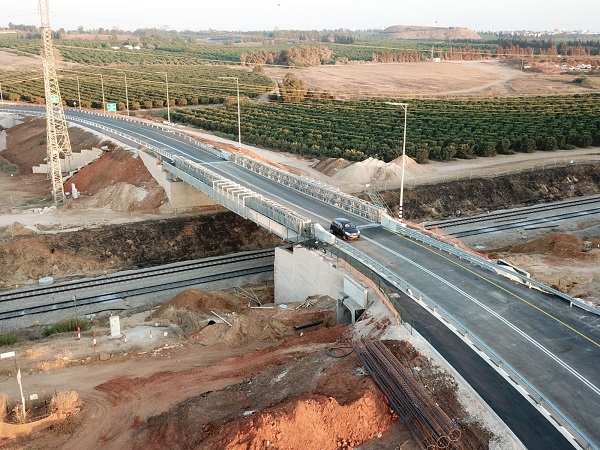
423,195,600,238
0,249,275,321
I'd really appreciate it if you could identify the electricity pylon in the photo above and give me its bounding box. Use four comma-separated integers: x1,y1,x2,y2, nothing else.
39,0,72,204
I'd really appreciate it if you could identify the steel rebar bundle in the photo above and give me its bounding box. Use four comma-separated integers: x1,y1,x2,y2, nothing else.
352,337,462,450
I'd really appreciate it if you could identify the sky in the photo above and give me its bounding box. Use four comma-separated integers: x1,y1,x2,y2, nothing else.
1,0,598,33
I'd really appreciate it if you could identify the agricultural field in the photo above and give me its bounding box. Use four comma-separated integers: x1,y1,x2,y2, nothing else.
0,65,274,110
172,93,600,162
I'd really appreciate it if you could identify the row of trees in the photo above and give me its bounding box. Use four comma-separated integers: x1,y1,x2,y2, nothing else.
169,95,600,163
240,45,335,66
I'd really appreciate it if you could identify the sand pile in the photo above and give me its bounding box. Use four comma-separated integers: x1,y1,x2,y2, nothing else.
332,155,429,184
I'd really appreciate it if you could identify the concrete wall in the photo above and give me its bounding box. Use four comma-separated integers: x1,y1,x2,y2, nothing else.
0,114,23,129
274,246,344,304
33,148,102,174
274,246,374,324
138,150,217,210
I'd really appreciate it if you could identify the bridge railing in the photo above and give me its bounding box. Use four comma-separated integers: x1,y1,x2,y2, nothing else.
332,239,597,450
164,156,311,241
230,153,385,223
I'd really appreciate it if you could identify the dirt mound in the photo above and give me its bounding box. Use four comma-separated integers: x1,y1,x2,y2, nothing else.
155,290,339,347
65,148,168,212
204,391,392,450
152,289,245,316
0,236,115,284
312,158,353,176
496,234,590,259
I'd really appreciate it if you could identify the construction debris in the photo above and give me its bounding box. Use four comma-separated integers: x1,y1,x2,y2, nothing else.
295,297,318,309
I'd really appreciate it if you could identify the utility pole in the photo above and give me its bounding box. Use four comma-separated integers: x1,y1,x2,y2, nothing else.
39,0,72,204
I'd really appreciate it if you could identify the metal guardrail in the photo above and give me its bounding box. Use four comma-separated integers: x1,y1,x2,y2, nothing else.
332,239,597,450
231,153,385,223
387,222,600,317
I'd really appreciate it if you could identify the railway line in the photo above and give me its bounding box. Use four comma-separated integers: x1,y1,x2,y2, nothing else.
0,249,275,322
423,195,600,238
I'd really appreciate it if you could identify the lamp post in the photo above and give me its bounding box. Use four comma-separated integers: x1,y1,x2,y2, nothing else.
219,76,241,150
386,102,409,220
119,72,129,116
157,72,170,123
0,81,3,104
76,75,82,110
98,73,106,113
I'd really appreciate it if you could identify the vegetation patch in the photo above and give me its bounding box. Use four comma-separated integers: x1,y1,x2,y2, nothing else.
42,319,91,337
0,155,20,176
0,333,17,347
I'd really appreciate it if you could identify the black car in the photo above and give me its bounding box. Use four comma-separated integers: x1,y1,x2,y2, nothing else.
330,218,360,240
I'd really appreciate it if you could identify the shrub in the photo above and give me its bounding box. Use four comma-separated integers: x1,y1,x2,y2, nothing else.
573,76,593,88
50,390,81,415
0,334,17,347
43,319,91,337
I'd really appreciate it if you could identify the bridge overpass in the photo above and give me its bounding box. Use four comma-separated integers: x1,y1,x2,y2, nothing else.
2,105,600,450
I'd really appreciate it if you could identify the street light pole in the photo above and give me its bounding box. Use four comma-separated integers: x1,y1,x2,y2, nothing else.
386,102,409,220
219,76,241,150
157,72,170,123
99,73,106,113
76,75,82,110
120,72,129,116
0,81,3,104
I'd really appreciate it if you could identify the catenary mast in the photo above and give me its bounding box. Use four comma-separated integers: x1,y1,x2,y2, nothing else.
39,0,72,203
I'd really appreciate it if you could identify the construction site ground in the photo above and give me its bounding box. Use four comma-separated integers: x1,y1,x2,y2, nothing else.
0,58,599,449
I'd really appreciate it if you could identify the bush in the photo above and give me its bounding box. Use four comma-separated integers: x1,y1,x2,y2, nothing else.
0,334,17,347
43,319,91,337
50,390,81,415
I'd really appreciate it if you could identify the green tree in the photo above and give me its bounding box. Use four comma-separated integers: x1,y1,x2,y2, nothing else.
279,73,307,103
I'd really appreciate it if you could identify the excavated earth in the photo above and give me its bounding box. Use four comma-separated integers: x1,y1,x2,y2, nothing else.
0,115,598,449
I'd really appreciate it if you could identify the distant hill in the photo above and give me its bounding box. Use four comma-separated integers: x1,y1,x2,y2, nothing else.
380,25,481,40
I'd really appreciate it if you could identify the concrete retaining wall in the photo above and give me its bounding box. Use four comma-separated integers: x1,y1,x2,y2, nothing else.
274,246,343,304
32,148,102,174
138,150,216,209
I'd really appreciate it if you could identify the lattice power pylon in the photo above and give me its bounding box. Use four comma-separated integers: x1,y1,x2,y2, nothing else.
39,0,72,203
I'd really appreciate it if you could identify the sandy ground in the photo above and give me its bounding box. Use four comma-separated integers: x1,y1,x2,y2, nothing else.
264,59,597,99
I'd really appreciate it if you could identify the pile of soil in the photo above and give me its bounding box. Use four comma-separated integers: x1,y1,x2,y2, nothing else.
491,234,600,259
66,148,168,212
150,288,338,347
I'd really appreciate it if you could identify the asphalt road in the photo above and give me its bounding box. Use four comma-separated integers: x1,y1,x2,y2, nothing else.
391,284,573,450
